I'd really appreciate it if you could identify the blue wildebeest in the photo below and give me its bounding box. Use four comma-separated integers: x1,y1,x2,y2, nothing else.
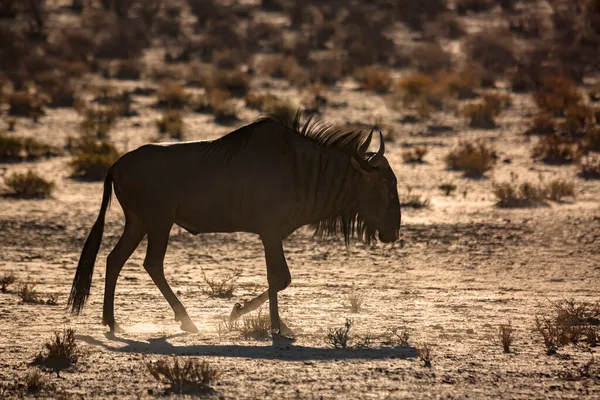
68,111,401,340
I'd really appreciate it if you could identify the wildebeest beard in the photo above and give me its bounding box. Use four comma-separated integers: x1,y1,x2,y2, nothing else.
312,212,378,247
258,111,380,246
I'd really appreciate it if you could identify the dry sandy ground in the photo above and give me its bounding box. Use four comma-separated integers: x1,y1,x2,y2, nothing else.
1,98,600,399
1,36,600,398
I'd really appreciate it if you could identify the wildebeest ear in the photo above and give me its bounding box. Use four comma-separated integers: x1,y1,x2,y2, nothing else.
351,157,377,180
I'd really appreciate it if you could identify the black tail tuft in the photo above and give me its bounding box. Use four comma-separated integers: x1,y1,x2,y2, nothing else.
67,169,113,314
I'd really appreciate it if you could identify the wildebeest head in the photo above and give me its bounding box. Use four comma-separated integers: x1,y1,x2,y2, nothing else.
351,130,400,243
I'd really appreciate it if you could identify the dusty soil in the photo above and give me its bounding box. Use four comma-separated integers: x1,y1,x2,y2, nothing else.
1,1,600,399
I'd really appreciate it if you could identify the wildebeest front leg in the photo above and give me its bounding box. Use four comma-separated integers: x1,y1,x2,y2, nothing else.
260,234,293,340
144,226,198,333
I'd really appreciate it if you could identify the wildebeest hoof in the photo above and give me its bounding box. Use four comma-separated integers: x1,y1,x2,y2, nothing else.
279,320,295,338
272,332,296,348
104,320,124,334
229,302,243,322
180,318,199,333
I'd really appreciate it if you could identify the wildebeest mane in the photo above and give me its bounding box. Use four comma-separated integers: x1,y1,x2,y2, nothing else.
258,110,378,246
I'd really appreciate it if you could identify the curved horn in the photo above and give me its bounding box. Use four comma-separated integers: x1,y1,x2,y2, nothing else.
358,129,373,155
376,130,385,156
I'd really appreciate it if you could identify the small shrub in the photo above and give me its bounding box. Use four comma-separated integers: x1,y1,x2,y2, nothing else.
346,290,364,313
201,269,241,298
456,0,494,14
17,284,41,303
32,329,80,376
7,91,44,118
240,308,271,340
326,318,353,349
112,58,143,80
79,108,118,139
5,171,54,199
209,69,250,97
525,114,555,135
156,110,183,139
244,93,279,111
0,273,16,292
416,343,432,367
534,299,600,355
439,183,457,196
0,136,60,162
579,156,600,179
146,358,219,394
445,141,494,177
532,135,580,164
396,73,435,102
559,356,600,381
402,146,428,163
498,323,514,353
546,179,575,201
156,80,189,109
24,368,47,394
466,30,516,75
583,126,600,152
411,43,453,74
383,326,411,347
70,138,121,180
353,66,393,93
533,76,582,116
493,181,548,207
462,95,510,129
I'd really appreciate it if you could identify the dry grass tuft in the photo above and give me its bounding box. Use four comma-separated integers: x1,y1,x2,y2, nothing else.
346,290,364,313
578,156,600,180
493,180,547,208
201,269,242,299
533,76,582,116
445,141,494,177
24,368,48,394
240,308,271,340
353,66,393,93
416,343,433,367
526,114,556,135
498,323,514,353
33,329,81,376
7,91,44,118
583,126,600,152
156,110,183,139
383,326,411,347
79,108,118,139
559,356,600,381
325,318,353,349
0,273,16,293
532,135,581,164
402,146,428,163
534,299,600,355
156,80,189,109
461,94,510,129
0,135,60,162
70,137,121,181
17,283,40,303
4,171,54,199
465,30,516,75
546,179,575,201
146,358,219,394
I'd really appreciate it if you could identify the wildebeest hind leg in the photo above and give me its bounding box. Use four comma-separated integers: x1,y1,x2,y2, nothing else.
143,225,198,333
102,213,145,333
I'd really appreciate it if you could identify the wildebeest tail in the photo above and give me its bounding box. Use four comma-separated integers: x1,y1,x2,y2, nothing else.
67,168,113,314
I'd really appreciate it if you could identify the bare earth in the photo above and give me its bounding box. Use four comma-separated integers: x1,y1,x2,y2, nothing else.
1,87,599,399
